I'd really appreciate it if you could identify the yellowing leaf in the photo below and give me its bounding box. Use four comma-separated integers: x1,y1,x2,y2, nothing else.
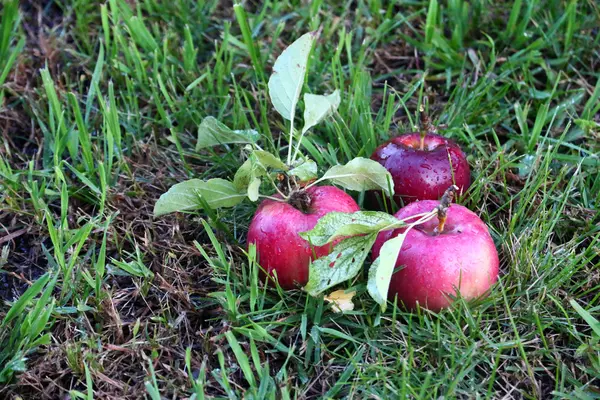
324,290,356,313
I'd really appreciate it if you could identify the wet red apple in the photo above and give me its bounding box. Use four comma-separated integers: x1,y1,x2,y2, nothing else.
247,186,360,289
370,132,471,205
372,200,499,311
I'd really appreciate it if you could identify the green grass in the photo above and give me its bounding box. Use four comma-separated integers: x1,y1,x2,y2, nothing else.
0,0,599,398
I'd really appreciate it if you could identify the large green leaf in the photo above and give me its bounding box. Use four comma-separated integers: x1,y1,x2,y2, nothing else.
154,178,245,216
321,157,394,196
300,211,402,246
268,31,317,121
305,234,377,296
196,116,259,151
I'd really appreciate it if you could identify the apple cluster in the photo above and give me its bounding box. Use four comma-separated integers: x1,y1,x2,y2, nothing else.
154,31,500,312
248,131,499,311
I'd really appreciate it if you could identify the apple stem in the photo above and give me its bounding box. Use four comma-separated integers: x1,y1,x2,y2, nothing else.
437,214,447,233
419,104,426,150
435,185,459,234
419,100,437,151
289,189,312,213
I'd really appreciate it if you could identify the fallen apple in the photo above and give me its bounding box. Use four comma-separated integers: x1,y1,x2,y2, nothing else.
370,131,471,205
247,185,360,289
372,198,499,311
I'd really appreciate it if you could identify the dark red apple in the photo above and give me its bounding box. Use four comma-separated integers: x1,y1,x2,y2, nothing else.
372,200,499,311
370,132,471,205
247,186,360,289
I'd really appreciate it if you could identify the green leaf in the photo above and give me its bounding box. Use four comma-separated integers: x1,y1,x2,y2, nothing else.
247,177,261,202
233,150,288,191
196,116,259,151
233,159,254,190
574,118,600,130
300,211,402,246
185,179,246,208
302,90,341,134
2,273,50,325
321,157,394,196
252,150,288,171
305,234,377,296
268,31,318,121
570,300,600,337
111,258,154,279
316,326,360,343
224,331,256,387
154,178,245,216
367,231,408,312
289,158,318,182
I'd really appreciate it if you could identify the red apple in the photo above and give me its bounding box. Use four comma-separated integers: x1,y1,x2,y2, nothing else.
247,186,360,289
370,132,471,205
372,200,499,311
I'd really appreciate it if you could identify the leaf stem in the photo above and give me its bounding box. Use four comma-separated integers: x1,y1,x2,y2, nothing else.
265,173,287,199
304,176,323,190
286,117,295,165
375,210,439,237
405,210,438,228
291,127,307,165
398,211,436,224
259,195,286,202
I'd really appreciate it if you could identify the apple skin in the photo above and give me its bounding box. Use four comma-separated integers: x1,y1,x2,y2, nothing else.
370,132,471,205
372,200,499,311
247,186,360,289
